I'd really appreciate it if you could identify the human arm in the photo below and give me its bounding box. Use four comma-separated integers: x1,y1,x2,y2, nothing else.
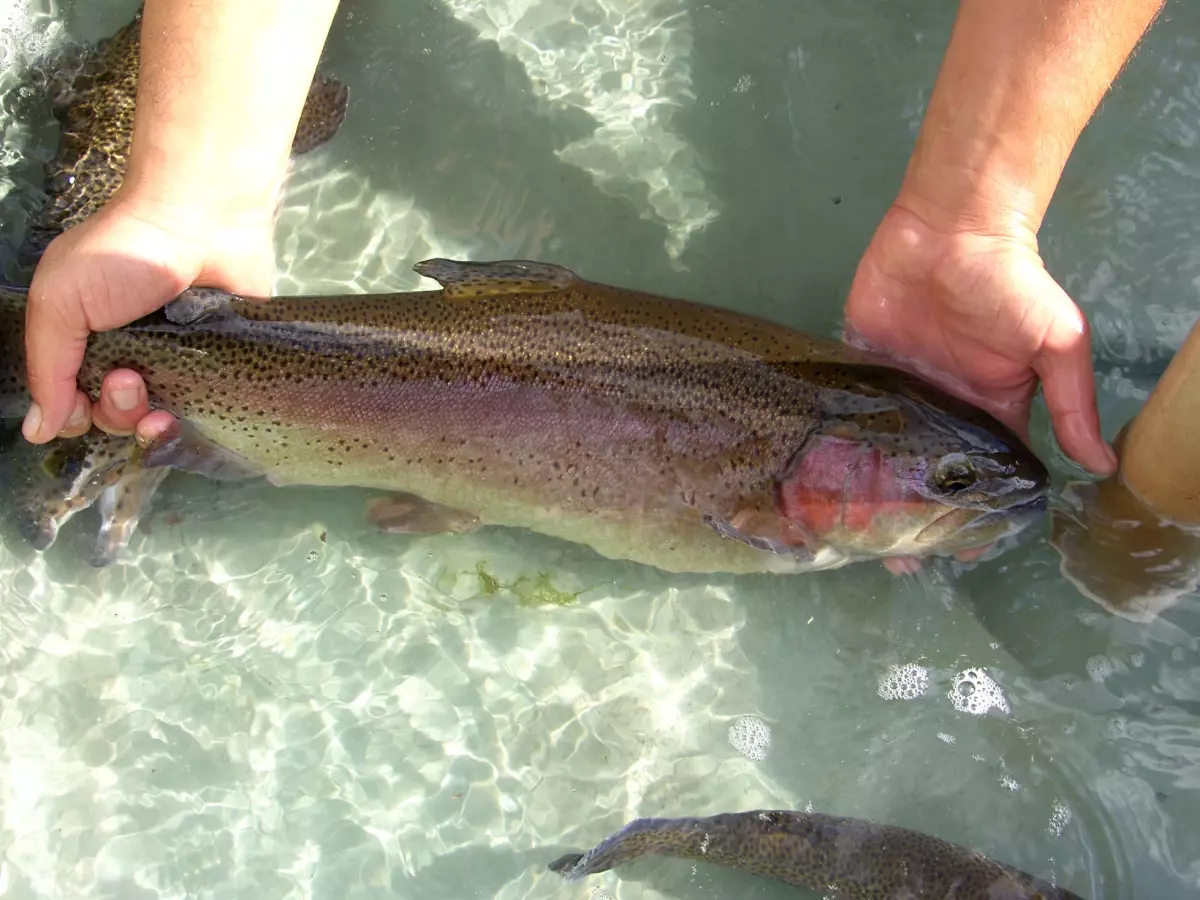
846,0,1166,477
1051,317,1200,621
22,0,342,444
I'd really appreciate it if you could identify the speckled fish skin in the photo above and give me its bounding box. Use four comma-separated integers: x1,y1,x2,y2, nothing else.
548,810,1089,900
1,254,1047,574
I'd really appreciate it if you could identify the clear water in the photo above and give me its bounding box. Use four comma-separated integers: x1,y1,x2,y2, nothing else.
0,1,1198,898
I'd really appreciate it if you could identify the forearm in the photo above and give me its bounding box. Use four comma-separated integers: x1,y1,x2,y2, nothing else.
900,0,1164,237
121,0,341,225
1119,321,1200,525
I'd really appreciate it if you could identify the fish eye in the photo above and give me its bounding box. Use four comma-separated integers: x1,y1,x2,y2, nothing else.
934,454,977,493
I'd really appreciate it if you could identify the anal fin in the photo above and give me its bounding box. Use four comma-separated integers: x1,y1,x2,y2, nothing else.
139,419,262,481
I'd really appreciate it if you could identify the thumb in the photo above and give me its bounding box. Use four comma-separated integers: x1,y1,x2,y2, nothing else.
196,230,277,299
23,273,92,444
1030,284,1117,476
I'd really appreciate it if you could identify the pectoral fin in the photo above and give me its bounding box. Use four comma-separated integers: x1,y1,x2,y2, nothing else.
413,258,578,298
702,507,815,562
367,493,481,535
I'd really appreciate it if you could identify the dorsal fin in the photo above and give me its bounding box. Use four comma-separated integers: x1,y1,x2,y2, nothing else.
413,258,578,298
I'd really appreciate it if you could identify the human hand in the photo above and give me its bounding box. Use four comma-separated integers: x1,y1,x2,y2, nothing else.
844,203,1117,478
1050,467,1200,623
22,192,275,445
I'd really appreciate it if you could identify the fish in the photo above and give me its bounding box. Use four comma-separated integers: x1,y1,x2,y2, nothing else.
0,256,1048,572
17,5,350,266
546,809,1088,899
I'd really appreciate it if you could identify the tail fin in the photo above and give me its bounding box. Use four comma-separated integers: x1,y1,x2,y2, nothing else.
0,285,31,420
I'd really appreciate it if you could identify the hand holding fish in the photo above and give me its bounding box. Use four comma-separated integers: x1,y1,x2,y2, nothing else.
23,192,274,444
846,0,1164,479
19,0,343,446
844,204,1115,476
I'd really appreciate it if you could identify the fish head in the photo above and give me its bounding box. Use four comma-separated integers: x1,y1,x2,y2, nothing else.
775,365,1050,562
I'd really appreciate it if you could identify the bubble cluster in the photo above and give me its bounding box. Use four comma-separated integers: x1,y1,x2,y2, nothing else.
727,715,772,761
937,732,956,745
1048,799,1072,837
948,668,1010,716
1086,655,1116,682
876,663,930,700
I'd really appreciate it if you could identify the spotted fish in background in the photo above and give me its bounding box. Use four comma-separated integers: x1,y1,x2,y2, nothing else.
1,254,1047,572
17,4,349,264
547,809,1087,899
0,5,348,563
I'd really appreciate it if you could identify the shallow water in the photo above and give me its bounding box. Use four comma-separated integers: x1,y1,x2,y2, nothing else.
0,1,1198,898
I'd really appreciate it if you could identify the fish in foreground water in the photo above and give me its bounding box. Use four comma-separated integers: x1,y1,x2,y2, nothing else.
1,256,1048,571
547,809,1088,899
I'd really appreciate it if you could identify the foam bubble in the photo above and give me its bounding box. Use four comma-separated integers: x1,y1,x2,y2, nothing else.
937,732,956,745
727,715,771,761
948,668,1010,716
1048,799,1072,837
877,663,930,701
1086,655,1116,682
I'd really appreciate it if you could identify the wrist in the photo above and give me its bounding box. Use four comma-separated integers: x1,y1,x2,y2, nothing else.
120,139,288,230
894,151,1049,245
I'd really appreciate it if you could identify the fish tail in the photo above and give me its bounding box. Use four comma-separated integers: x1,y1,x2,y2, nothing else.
291,72,350,155
548,816,710,880
91,458,170,566
0,287,31,420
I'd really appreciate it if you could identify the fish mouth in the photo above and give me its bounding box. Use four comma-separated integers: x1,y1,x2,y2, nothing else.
914,495,1048,550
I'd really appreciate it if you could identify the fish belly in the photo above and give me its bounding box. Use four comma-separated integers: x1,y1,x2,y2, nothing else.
172,374,824,575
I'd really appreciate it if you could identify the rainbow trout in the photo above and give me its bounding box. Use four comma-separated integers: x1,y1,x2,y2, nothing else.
0,258,1047,571
548,809,1087,899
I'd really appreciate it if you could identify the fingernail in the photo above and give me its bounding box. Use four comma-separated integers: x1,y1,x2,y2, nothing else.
21,402,42,441
111,387,140,412
66,396,88,429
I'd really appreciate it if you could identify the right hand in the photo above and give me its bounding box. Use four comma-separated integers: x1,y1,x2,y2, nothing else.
22,191,276,445
845,203,1117,477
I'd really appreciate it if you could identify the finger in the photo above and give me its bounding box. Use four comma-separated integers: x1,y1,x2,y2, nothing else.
1033,323,1118,477
92,369,150,435
883,557,924,575
953,543,993,562
56,391,94,439
23,282,89,444
134,410,181,448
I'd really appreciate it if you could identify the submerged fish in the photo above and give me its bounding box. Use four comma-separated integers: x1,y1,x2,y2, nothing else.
547,809,1087,899
17,5,349,265
0,256,1048,572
